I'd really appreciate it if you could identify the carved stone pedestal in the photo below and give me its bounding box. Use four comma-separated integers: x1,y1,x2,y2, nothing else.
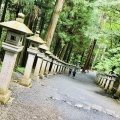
20,48,38,86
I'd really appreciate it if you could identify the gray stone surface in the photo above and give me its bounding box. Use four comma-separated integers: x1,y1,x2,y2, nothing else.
0,71,120,120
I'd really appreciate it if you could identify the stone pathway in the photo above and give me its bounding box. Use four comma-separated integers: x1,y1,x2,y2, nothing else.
0,71,120,120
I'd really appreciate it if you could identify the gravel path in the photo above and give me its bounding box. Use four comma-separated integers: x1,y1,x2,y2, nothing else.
0,71,120,120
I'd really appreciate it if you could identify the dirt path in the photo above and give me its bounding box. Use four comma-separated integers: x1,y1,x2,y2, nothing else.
0,71,120,120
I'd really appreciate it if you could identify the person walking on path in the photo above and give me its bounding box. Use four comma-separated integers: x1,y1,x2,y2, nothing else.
72,70,76,79
68,68,72,76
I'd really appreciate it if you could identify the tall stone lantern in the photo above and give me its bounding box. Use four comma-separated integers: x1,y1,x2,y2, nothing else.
44,51,52,77
19,31,45,86
39,44,49,79
29,32,45,82
0,13,33,103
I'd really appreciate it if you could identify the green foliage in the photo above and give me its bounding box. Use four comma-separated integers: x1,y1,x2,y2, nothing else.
95,47,120,75
17,67,25,73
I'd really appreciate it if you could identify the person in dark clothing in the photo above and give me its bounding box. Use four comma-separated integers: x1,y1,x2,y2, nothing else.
73,70,76,78
68,68,72,76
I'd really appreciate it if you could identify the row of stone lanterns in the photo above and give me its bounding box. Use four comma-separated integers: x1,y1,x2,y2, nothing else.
0,13,74,103
95,73,120,98
0,13,33,103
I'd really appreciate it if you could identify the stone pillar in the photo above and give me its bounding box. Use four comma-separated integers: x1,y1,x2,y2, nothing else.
50,60,55,75
62,65,64,73
56,62,59,74
53,61,58,74
20,48,38,86
114,84,120,97
104,77,110,90
64,66,66,73
39,56,48,79
57,63,60,73
101,77,107,88
31,53,44,82
44,57,51,77
108,80,114,92
99,77,104,86
97,75,102,84
61,65,64,73
66,66,69,73
44,61,51,77
59,65,62,73
0,43,23,103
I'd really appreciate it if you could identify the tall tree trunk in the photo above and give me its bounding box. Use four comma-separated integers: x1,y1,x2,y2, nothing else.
0,0,2,9
63,43,71,61
0,0,9,38
15,6,20,18
39,12,46,34
59,43,68,60
53,37,61,55
66,46,73,63
44,0,65,47
32,19,38,33
91,44,102,70
27,13,34,30
82,40,96,72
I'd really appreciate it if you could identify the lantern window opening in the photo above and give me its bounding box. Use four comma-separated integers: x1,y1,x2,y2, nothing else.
11,35,16,41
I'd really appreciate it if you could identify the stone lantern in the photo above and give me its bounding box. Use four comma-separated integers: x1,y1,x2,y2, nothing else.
49,54,56,75
39,44,49,79
44,51,52,77
19,31,45,86
29,32,46,82
0,13,33,103
20,32,44,86
56,59,61,73
53,56,59,74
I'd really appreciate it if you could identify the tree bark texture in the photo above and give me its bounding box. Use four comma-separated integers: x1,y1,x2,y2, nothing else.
82,40,96,72
0,0,2,9
91,44,102,70
0,0,9,38
53,37,61,56
59,43,68,60
66,46,73,63
63,43,71,61
44,0,65,48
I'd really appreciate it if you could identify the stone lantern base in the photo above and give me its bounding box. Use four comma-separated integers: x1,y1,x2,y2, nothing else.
19,78,32,87
0,90,12,104
31,75,40,82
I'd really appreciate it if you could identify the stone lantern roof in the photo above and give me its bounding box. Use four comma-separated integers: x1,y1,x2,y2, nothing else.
49,54,54,58
0,13,33,35
39,44,49,51
45,50,52,55
26,31,45,44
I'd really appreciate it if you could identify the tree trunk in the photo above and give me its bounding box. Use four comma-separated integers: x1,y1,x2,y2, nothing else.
0,0,2,9
66,46,73,63
53,37,61,56
59,43,68,60
39,12,46,34
44,0,65,48
82,40,96,72
63,43,71,61
0,0,9,38
91,44,102,70
27,13,34,30
32,19,38,33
